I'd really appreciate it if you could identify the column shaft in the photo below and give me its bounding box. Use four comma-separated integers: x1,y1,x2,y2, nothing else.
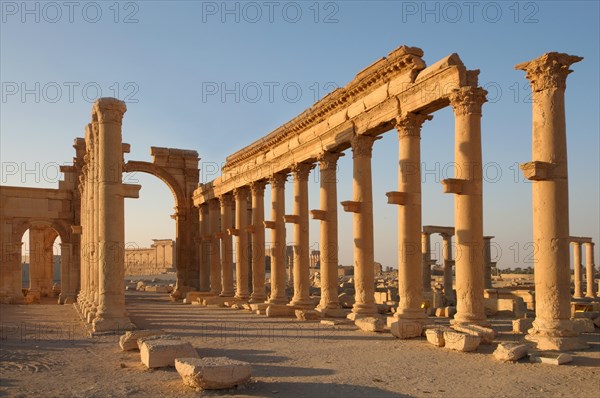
572,242,583,298
422,233,432,291
585,242,596,298
208,199,222,295
234,187,250,300
219,194,234,297
199,204,211,291
268,173,288,304
250,181,267,302
442,234,455,303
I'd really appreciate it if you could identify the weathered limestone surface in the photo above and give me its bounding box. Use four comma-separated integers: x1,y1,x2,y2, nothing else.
493,343,528,362
140,336,198,368
443,331,481,352
119,329,165,351
390,319,423,339
355,317,385,333
513,318,534,334
175,357,251,390
425,328,446,347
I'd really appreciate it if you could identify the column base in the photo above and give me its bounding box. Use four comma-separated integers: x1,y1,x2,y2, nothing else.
349,302,378,318
288,298,314,310
58,293,76,305
219,292,235,298
526,318,589,351
266,304,294,317
92,316,136,333
315,306,348,318
390,318,423,339
248,295,267,304
452,310,489,327
394,308,427,320
267,297,288,306
234,294,250,301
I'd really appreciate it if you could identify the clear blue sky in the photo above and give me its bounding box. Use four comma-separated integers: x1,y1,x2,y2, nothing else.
2,1,598,269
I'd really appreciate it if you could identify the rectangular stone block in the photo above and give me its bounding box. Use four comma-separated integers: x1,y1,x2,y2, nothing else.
266,304,294,317
119,329,165,351
140,336,198,368
355,317,385,333
425,328,446,347
390,319,422,339
295,310,319,321
512,318,534,334
451,324,496,344
570,318,595,333
443,331,481,352
530,353,573,365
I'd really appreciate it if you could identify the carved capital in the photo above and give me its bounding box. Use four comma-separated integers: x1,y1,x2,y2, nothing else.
269,172,288,188
317,151,343,171
233,186,249,200
350,135,379,159
92,98,127,124
449,86,487,116
250,179,268,195
291,163,314,181
219,193,233,207
395,113,432,137
515,52,583,92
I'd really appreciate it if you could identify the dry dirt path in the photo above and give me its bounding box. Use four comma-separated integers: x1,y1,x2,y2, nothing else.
1,292,599,397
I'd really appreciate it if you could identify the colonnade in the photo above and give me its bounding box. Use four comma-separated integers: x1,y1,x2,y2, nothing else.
570,237,596,299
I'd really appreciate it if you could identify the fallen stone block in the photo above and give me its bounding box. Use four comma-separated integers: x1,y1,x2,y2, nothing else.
140,336,198,368
445,306,457,318
355,317,385,332
530,353,573,365
512,318,534,334
338,293,355,309
435,308,445,317
390,319,422,339
443,331,481,352
570,318,595,333
136,281,145,290
451,324,496,344
266,304,294,317
320,319,346,326
425,328,446,347
175,357,251,390
119,329,165,351
203,297,225,307
295,309,319,321
493,343,528,362
594,317,600,328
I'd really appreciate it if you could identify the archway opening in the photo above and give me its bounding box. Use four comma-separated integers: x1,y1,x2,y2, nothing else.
20,225,62,302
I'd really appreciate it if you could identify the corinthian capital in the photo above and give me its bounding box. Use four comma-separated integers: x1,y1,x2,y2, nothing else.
350,135,379,159
515,52,583,92
269,172,288,188
449,86,487,116
291,163,314,181
395,113,432,137
92,97,127,124
317,151,343,171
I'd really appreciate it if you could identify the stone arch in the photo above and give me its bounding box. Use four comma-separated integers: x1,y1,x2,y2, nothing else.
124,161,186,209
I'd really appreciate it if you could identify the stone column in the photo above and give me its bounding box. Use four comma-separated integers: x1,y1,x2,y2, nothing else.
234,187,250,300
288,163,314,309
59,242,76,304
77,171,88,307
92,98,133,332
572,242,583,298
199,204,211,291
517,52,586,350
249,181,267,303
266,172,288,305
445,86,488,326
585,242,596,298
442,233,455,304
388,113,430,330
219,194,234,297
28,226,45,297
314,152,344,316
344,135,379,319
422,232,432,291
483,236,494,289
208,199,222,295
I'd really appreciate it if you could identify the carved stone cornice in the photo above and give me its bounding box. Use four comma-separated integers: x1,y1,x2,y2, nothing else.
291,163,314,181
350,135,379,159
223,46,426,170
515,52,583,92
395,113,432,137
269,172,288,189
250,180,267,195
449,86,487,116
317,151,343,171
92,98,127,124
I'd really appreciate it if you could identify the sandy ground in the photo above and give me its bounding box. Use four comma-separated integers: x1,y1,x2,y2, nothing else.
1,291,600,398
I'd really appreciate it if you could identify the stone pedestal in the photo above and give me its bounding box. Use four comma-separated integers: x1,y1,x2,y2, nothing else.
517,52,587,350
